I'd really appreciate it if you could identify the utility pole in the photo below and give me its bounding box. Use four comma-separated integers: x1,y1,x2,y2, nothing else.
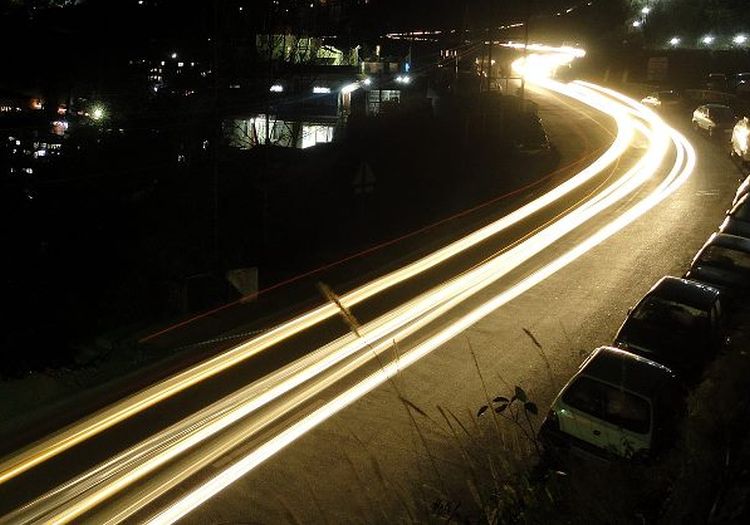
520,2,531,104
211,0,221,269
487,28,494,92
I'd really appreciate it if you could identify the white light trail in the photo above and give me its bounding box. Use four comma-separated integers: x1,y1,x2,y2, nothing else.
4,44,698,523
0,49,628,485
2,44,700,525
147,93,696,524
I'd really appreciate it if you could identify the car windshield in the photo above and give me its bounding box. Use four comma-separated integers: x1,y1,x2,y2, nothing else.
562,376,651,434
712,108,735,122
700,245,750,273
631,296,708,331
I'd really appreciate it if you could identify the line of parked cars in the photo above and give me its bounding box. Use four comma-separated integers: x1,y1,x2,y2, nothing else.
638,89,750,164
539,152,750,465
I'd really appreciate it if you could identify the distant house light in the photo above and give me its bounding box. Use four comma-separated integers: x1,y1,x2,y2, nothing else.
270,84,284,93
313,86,331,94
177,62,184,67
171,52,178,59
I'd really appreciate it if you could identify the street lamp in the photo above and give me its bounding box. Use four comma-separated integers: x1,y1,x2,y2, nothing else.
701,35,715,45
641,7,651,15
734,34,748,45
669,37,681,46
632,20,642,28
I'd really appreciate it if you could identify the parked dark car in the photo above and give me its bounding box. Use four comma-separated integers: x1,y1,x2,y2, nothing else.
685,233,750,298
539,347,685,462
614,277,724,381
720,193,750,238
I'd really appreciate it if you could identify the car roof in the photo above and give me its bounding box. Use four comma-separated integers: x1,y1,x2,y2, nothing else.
702,232,750,253
644,276,720,309
578,346,677,397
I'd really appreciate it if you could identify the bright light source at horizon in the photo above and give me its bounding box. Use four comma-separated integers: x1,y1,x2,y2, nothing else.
734,34,748,45
669,37,681,46
702,35,715,45
313,86,331,94
91,107,105,120
269,84,284,93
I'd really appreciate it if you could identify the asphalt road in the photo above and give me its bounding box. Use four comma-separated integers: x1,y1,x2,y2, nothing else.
174,92,745,523
1,76,741,523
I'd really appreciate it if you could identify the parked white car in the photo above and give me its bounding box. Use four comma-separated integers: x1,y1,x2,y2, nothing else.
692,104,736,138
539,347,684,462
731,117,750,163
641,90,681,111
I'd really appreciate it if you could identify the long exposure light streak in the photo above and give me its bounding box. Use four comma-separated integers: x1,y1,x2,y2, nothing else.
0,45,700,525
0,52,632,486
3,45,696,524
146,85,696,525
3,77,660,524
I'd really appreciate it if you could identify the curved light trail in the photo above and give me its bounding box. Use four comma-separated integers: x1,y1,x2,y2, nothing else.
1,45,698,525
144,82,696,525
0,51,633,486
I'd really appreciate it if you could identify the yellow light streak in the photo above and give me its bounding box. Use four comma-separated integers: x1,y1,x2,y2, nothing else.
0,49,626,485
2,48,694,524
146,86,696,525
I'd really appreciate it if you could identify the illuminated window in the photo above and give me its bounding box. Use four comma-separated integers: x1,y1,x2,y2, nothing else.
301,125,334,149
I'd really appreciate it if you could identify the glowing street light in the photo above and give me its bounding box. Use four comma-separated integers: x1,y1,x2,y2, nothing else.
632,20,642,28
701,35,715,45
312,86,331,94
269,84,284,93
734,34,748,45
91,106,105,120
641,7,651,15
